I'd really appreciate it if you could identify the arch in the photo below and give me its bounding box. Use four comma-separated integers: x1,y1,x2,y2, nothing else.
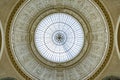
117,23,120,51
116,16,120,59
118,23,120,52
0,21,4,61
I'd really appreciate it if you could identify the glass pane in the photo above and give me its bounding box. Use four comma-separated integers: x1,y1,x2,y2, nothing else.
34,13,84,63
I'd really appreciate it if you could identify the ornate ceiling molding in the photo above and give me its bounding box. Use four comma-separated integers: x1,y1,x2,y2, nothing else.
5,0,113,80
0,20,4,61
116,16,120,59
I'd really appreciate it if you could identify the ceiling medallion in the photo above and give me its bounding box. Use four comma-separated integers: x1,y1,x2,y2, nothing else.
6,0,113,80
30,8,89,68
34,13,84,63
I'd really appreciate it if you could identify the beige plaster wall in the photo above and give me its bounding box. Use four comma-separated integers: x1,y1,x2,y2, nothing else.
0,0,25,80
0,0,119,80
95,0,120,79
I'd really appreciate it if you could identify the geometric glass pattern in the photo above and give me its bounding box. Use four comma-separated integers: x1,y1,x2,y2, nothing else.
34,13,84,63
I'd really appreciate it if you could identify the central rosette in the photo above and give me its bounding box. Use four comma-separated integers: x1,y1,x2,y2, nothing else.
34,13,84,63
44,22,75,53
52,30,67,46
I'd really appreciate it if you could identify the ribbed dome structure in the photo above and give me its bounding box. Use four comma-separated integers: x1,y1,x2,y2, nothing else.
6,0,113,80
35,13,84,63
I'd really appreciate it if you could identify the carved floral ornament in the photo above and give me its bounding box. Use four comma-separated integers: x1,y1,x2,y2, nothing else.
6,0,113,80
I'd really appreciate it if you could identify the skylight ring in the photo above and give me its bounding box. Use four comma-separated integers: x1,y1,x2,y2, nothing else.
34,13,84,63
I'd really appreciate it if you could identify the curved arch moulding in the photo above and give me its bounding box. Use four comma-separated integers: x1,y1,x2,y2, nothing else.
0,20,4,61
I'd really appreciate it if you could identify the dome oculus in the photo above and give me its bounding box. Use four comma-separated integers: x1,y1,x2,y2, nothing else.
34,13,84,63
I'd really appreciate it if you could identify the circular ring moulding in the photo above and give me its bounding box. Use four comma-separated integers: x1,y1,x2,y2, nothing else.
34,13,84,63
7,0,112,80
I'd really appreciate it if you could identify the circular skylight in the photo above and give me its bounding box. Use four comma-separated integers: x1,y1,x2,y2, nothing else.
34,13,84,63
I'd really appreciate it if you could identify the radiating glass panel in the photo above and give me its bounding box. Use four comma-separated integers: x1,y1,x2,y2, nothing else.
34,13,84,63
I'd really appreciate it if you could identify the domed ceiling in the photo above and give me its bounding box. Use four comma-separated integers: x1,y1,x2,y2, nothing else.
6,0,113,80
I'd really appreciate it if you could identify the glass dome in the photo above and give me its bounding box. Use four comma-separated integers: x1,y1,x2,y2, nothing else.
34,13,84,63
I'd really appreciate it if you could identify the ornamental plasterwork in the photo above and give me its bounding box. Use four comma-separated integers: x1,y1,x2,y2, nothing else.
0,21,4,61
6,0,113,80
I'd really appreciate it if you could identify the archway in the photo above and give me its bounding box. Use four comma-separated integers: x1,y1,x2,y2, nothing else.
0,21,3,60
118,23,120,52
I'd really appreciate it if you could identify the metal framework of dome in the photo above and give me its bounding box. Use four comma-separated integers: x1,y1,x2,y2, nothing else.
35,13,84,63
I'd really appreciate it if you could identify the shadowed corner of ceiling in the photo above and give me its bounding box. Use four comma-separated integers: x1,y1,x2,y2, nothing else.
0,77,17,80
102,75,120,80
